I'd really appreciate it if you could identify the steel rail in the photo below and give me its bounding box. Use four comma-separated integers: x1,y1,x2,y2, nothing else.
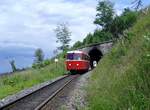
34,75,79,110
0,75,72,110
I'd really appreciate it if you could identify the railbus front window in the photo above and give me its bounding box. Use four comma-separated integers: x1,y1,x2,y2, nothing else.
67,53,81,60
67,53,74,60
74,54,81,60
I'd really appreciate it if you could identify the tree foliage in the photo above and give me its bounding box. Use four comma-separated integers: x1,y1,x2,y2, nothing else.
83,33,93,45
132,0,143,10
72,0,138,49
34,48,44,64
9,60,17,72
93,30,112,42
32,49,53,69
72,31,112,49
32,59,51,69
110,9,138,39
94,0,114,30
54,23,71,52
73,41,82,49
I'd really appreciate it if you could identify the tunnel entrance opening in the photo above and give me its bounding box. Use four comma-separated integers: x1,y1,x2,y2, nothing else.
88,48,103,68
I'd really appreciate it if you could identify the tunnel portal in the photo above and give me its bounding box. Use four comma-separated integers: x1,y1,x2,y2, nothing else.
88,47,103,68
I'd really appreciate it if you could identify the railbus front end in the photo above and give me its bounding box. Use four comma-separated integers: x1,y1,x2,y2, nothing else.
66,51,90,74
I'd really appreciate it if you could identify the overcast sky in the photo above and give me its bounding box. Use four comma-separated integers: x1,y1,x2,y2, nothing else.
0,0,150,73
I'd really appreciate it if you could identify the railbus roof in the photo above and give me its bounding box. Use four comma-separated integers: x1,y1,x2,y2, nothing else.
67,50,89,56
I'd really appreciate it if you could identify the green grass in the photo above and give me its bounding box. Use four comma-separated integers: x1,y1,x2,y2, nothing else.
86,10,150,110
0,58,66,99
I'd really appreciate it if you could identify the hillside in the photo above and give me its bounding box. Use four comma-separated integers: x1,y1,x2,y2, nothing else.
86,9,150,109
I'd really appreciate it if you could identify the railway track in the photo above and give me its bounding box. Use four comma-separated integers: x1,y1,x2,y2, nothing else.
0,74,80,110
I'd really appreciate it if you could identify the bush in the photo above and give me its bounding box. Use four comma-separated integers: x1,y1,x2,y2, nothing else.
43,59,51,66
32,59,52,69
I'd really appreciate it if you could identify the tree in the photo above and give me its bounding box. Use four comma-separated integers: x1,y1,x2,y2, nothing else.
132,0,142,10
54,23,71,52
109,8,138,39
93,30,112,42
83,33,93,45
73,41,82,49
34,48,44,63
94,0,114,30
9,60,17,72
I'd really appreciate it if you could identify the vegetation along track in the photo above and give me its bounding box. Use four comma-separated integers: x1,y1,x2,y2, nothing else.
0,74,79,110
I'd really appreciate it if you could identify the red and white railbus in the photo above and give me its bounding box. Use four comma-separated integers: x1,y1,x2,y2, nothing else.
66,50,90,73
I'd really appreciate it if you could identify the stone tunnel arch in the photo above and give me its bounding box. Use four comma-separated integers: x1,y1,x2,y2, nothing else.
88,47,103,68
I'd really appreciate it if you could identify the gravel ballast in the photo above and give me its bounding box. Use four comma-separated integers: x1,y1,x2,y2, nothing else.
61,71,91,110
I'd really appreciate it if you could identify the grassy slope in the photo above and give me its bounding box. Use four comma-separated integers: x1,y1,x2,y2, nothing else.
0,58,66,99
86,11,150,110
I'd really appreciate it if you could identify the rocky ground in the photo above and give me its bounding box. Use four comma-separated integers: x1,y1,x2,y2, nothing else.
61,71,91,110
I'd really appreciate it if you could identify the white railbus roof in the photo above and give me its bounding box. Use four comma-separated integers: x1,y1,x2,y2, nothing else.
67,50,84,54
67,50,90,57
